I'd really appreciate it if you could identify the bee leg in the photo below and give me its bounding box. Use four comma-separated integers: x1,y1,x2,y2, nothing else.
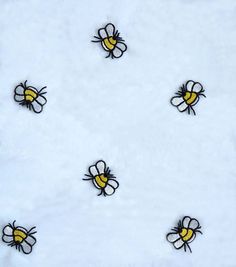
186,243,192,253
97,190,103,196
105,52,111,58
187,107,190,115
190,106,196,115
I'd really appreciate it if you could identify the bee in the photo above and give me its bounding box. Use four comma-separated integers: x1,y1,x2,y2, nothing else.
2,221,37,254
83,160,119,196
170,80,206,115
92,23,127,59
166,216,202,253
14,80,47,113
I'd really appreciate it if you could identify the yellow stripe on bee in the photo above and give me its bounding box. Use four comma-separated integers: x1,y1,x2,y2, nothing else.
25,89,37,102
183,91,197,105
13,229,27,243
103,37,117,51
95,175,108,188
180,228,193,241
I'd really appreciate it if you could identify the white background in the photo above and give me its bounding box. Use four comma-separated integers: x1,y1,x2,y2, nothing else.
0,0,236,266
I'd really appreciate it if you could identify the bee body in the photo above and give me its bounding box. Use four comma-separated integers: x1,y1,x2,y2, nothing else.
24,88,38,102
179,228,193,241
13,229,27,243
95,174,108,188
102,37,117,51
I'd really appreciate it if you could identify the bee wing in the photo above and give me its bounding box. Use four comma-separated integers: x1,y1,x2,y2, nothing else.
170,96,184,107
105,23,115,36
173,238,184,249
188,218,200,230
108,179,119,189
182,216,192,228
192,82,203,93
176,101,188,112
166,232,180,243
98,27,109,39
14,84,25,95
96,160,106,174
21,240,33,254
31,100,44,114
14,85,25,102
112,46,124,58
36,95,47,106
116,42,127,52
104,184,116,196
89,165,99,176
186,80,195,92
25,235,37,246
2,225,13,243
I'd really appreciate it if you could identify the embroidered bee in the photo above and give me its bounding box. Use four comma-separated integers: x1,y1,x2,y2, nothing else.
170,80,206,115
14,80,47,113
92,23,127,59
2,221,37,254
166,216,202,253
83,160,119,196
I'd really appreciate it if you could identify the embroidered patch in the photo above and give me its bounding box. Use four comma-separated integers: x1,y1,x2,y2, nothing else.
166,216,202,253
14,80,47,113
170,80,206,115
92,23,127,59
83,160,119,196
2,221,37,254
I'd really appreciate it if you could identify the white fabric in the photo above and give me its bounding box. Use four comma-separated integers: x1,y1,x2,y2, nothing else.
0,0,236,266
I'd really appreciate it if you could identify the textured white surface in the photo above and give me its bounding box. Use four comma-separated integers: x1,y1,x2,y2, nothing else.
0,0,236,266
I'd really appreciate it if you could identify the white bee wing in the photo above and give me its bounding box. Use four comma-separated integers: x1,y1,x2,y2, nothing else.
2,225,13,243
89,165,99,176
186,80,195,92
31,100,43,113
105,23,115,36
98,28,108,39
15,85,25,95
116,42,127,52
25,235,37,246
108,179,119,189
104,184,116,196
177,101,188,112
14,94,25,102
14,85,25,102
3,225,13,235
21,240,33,254
173,238,184,249
166,233,179,242
188,218,200,230
112,47,123,58
192,82,203,93
182,216,191,228
36,95,47,106
170,96,184,107
96,160,106,174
